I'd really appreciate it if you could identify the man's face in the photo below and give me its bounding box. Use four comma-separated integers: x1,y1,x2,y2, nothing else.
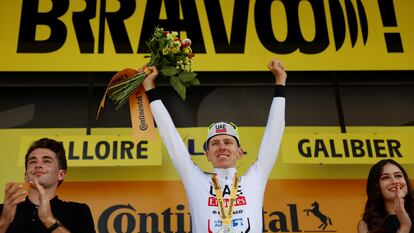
205,134,243,168
25,148,66,189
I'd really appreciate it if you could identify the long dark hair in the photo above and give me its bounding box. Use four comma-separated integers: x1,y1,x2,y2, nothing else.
362,159,414,232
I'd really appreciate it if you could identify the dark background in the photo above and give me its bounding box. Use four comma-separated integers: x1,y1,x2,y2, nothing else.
1,70,413,132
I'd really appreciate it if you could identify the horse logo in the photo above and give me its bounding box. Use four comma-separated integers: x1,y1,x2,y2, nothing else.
303,201,332,230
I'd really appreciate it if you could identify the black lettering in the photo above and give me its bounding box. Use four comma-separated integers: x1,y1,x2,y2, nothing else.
82,141,94,160
121,141,134,159
114,213,135,232
209,186,216,196
176,205,186,233
288,204,301,232
161,208,172,233
98,0,135,53
72,0,96,53
343,139,350,157
268,211,289,232
98,204,136,233
255,0,329,54
387,139,403,157
366,139,373,157
138,212,159,233
137,140,148,159
262,208,268,232
328,0,346,50
95,141,110,160
138,0,206,53
298,139,311,157
314,139,329,158
344,0,358,47
330,139,342,157
17,0,68,53
357,0,368,45
98,204,193,232
67,141,80,160
188,139,204,156
350,139,364,157
255,0,295,54
222,185,231,196
137,95,148,130
204,0,249,53
112,141,118,159
298,0,330,54
373,139,387,157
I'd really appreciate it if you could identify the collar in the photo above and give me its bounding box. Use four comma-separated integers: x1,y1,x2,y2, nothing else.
22,195,60,208
213,167,237,180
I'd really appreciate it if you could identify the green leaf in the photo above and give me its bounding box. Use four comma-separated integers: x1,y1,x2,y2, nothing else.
154,31,163,39
158,39,166,50
174,55,185,61
159,66,178,76
178,72,197,82
190,77,200,86
168,53,175,61
170,76,186,100
158,58,169,67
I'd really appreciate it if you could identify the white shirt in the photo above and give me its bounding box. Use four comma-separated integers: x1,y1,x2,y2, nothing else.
150,96,285,233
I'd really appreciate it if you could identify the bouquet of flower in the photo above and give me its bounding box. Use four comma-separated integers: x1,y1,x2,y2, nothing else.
107,27,199,109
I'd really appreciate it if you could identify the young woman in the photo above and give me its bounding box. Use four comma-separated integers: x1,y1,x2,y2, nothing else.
358,159,414,233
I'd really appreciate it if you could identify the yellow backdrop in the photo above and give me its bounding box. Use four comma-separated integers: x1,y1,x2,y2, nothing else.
1,0,413,71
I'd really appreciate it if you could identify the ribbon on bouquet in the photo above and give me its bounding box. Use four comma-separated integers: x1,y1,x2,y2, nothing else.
97,68,155,143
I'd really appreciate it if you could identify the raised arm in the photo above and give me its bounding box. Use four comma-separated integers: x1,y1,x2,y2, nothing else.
247,59,287,181
142,67,202,182
268,58,287,86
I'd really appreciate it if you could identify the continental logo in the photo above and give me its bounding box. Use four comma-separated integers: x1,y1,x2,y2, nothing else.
136,95,148,131
15,0,402,55
282,133,413,164
97,202,336,232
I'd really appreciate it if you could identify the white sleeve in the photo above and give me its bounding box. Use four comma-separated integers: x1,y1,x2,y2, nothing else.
150,99,203,183
245,97,285,184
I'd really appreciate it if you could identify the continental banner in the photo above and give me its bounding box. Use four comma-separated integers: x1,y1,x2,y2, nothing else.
282,133,414,164
58,179,375,232
18,135,162,166
0,0,413,71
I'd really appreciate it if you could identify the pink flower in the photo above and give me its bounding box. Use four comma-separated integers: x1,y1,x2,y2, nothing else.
181,38,192,48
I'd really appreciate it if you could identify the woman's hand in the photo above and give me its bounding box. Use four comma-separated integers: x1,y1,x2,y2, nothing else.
394,184,412,233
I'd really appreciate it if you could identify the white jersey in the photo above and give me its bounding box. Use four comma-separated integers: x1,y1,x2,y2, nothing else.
150,96,285,233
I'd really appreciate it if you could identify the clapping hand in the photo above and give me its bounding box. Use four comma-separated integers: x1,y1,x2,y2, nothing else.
394,184,412,233
0,183,26,227
30,179,56,228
